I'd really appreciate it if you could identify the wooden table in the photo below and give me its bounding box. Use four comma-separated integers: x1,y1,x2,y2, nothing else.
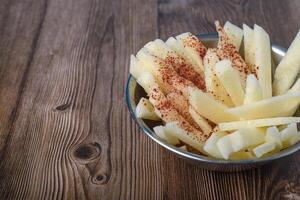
0,0,300,199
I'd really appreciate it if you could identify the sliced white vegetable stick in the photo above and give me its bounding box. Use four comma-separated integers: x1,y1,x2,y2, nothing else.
281,125,300,148
288,78,300,93
278,78,300,116
188,106,212,135
243,24,255,71
136,48,160,74
243,74,263,104
215,21,249,84
215,60,245,106
286,133,300,146
273,30,300,95
165,37,202,74
216,134,234,159
188,87,239,123
253,142,275,158
229,131,246,152
227,92,300,120
134,49,171,94
137,72,158,94
254,24,272,98
144,39,177,61
224,21,243,50
136,48,172,93
153,125,167,139
138,73,206,147
176,32,206,70
203,49,233,106
265,126,282,149
217,128,265,159
203,131,227,158
280,123,298,141
219,117,300,131
241,128,266,146
166,92,203,129
130,55,146,79
147,84,210,143
153,125,179,145
230,128,265,152
165,37,185,54
136,98,160,121
137,47,194,97
146,39,206,90
164,121,205,153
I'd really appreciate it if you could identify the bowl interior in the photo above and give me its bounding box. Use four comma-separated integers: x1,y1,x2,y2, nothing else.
125,33,300,165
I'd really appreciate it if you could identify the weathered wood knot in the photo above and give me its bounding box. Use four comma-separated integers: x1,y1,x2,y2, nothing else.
54,103,70,111
91,173,109,185
72,142,101,164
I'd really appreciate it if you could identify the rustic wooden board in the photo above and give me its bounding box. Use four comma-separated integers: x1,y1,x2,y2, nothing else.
0,0,300,199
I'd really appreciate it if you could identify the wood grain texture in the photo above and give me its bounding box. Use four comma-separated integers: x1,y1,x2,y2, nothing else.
0,0,299,199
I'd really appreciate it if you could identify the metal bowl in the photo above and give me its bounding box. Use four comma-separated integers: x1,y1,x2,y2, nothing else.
125,33,300,172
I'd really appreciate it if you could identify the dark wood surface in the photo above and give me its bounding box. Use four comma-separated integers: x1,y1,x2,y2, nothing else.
0,0,300,199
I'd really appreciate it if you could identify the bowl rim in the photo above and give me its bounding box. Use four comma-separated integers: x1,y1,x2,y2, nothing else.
125,33,300,165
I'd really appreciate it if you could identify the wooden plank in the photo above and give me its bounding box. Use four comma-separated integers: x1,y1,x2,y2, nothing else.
0,0,160,199
0,0,300,199
0,0,48,155
0,0,116,199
